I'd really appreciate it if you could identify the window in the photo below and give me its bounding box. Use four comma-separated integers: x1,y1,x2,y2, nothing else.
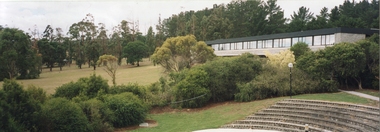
266,40,273,48
257,41,263,49
236,42,243,50
321,35,326,45
305,36,312,45
273,39,280,48
250,41,257,49
222,43,230,50
231,43,236,50
328,34,335,45
292,37,299,45
283,38,291,47
314,36,321,46
212,44,219,51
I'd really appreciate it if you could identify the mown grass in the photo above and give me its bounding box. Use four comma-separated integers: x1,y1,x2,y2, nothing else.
0,59,164,94
355,89,379,97
132,92,379,132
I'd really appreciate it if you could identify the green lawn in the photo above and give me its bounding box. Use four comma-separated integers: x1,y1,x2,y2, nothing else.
355,89,379,97
132,92,379,132
0,59,164,94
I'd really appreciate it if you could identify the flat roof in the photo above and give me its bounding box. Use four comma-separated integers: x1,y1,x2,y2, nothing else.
205,27,379,45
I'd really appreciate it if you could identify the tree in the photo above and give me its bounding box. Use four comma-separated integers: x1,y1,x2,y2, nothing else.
145,26,155,57
287,6,314,32
97,55,118,86
0,28,40,79
123,41,148,66
290,42,311,60
151,35,215,72
324,43,366,89
265,49,295,68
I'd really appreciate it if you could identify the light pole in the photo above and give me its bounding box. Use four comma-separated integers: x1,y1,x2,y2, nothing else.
288,63,293,98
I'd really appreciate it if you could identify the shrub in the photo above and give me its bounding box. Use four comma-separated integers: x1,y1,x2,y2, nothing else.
26,85,47,104
235,65,322,102
38,98,91,132
1,79,41,131
78,74,110,98
78,99,114,132
53,74,109,100
102,93,148,127
197,53,262,102
172,68,211,108
109,83,146,99
53,81,82,99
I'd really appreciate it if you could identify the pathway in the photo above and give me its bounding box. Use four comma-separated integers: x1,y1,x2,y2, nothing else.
339,90,379,101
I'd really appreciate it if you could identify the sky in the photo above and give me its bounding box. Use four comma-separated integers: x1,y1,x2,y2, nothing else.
0,0,346,36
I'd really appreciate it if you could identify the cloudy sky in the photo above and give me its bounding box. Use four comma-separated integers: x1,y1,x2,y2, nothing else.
0,0,345,36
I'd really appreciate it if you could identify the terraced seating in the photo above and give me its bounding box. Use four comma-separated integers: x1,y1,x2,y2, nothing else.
222,99,380,132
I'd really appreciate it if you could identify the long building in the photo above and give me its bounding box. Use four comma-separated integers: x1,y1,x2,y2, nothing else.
205,27,378,56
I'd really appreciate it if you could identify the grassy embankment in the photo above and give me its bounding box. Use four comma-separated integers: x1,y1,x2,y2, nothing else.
0,59,164,94
132,92,379,132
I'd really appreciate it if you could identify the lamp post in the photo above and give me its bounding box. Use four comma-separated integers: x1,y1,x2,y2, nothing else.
288,63,293,98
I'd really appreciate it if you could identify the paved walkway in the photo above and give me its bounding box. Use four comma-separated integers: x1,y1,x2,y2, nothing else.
339,90,379,101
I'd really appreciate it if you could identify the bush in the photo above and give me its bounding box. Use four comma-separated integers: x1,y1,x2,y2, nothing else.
78,74,109,98
102,93,148,127
145,78,173,107
109,83,146,99
235,65,322,102
38,98,91,132
78,99,114,132
1,79,41,131
53,74,109,99
53,81,82,99
197,53,262,102
172,68,211,108
26,85,47,104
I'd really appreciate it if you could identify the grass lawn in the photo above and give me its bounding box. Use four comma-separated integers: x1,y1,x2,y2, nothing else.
355,89,379,97
0,59,164,94
132,92,379,132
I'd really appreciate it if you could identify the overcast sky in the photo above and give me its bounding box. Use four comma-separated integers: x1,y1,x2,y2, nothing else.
0,0,345,36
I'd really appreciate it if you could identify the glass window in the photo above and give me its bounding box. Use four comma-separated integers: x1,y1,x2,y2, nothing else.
212,44,219,51
231,43,236,50
314,36,321,46
283,38,291,47
257,41,263,49
250,41,257,49
321,35,326,45
243,42,248,49
292,37,299,45
273,39,279,48
305,36,312,45
236,42,242,50
329,34,335,45
268,40,273,48
222,43,230,50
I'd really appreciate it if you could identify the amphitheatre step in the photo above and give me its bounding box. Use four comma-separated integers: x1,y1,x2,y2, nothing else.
275,101,379,118
221,99,380,132
268,105,379,124
259,109,378,131
222,122,324,132
282,99,379,112
246,113,366,132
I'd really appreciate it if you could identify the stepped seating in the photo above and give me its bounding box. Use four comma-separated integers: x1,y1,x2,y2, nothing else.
222,99,380,132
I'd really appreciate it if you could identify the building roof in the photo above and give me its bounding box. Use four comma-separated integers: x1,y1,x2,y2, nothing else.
205,27,379,45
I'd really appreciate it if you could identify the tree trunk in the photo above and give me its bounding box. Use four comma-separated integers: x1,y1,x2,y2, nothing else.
50,64,53,72
137,61,140,66
60,66,62,71
353,77,363,89
93,65,96,70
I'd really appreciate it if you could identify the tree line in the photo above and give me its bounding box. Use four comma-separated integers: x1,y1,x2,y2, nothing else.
156,0,378,41
0,0,377,81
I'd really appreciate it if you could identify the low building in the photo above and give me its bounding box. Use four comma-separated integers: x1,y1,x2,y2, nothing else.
205,27,378,56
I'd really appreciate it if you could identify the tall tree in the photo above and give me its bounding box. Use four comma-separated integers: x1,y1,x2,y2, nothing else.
287,6,314,32
0,28,40,79
145,26,155,57
123,41,148,66
97,55,118,86
262,0,286,34
151,35,215,72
